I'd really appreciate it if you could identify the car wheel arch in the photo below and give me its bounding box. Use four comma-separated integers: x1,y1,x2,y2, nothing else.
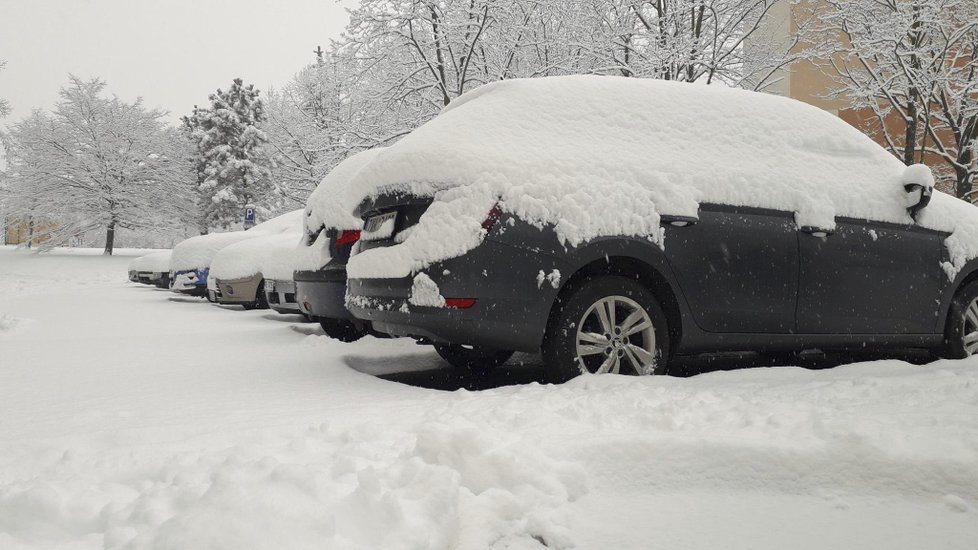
941,260,978,332
546,250,685,355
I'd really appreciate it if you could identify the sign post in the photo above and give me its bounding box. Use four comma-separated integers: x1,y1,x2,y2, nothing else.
243,205,256,230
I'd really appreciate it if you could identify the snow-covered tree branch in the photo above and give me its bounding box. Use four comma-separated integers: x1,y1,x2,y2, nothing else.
806,0,978,198
2,76,194,254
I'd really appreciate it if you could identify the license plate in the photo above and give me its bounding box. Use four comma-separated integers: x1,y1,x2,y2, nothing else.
362,211,397,241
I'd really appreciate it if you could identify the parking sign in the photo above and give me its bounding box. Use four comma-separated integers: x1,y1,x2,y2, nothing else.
244,207,256,229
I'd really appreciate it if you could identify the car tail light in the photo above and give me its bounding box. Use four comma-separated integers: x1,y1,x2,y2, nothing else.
481,203,502,231
445,298,477,309
336,230,361,246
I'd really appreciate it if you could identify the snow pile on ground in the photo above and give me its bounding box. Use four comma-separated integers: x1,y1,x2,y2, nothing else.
210,232,303,281
304,148,387,235
127,250,171,273
344,75,978,279
0,313,29,336
169,210,304,272
0,419,583,550
2,248,977,549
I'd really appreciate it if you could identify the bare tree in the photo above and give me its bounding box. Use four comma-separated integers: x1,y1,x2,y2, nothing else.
808,0,978,197
578,0,797,88
2,76,192,254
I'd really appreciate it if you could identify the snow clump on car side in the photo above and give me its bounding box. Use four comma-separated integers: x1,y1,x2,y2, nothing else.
343,75,978,280
409,272,446,307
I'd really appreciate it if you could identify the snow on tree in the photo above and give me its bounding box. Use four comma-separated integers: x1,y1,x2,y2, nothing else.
334,0,799,146
179,105,214,235
1,76,193,254
579,0,798,88
262,57,356,209
807,0,978,198
183,79,273,230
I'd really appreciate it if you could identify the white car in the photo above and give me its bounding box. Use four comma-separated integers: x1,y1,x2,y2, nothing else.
169,210,303,297
209,232,304,310
127,251,172,288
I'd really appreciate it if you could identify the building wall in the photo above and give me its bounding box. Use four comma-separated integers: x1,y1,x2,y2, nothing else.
757,0,952,178
4,217,53,246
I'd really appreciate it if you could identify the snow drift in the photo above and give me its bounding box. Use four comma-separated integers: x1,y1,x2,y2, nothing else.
169,210,304,272
343,75,978,279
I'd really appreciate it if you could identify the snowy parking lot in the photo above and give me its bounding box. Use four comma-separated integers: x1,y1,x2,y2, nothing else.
1,245,977,549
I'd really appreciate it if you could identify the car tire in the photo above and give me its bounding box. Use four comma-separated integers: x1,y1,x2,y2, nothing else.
542,275,671,383
242,280,270,310
433,344,513,375
320,318,368,342
939,280,978,359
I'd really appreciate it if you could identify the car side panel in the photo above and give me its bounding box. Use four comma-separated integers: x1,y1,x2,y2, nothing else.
661,205,799,333
797,219,947,334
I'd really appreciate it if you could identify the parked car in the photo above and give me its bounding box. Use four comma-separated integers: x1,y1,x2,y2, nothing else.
342,75,978,381
209,230,303,310
169,210,303,297
262,239,305,316
127,251,171,288
294,149,386,341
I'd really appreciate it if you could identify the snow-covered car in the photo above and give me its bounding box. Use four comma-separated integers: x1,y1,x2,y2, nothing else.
127,251,172,288
293,149,386,341
209,230,303,310
343,75,978,381
261,238,306,315
169,210,303,297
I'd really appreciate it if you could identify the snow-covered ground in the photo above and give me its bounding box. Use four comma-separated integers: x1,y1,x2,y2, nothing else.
1,245,976,549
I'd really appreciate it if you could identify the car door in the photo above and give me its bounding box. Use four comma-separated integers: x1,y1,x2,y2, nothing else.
796,218,947,334
662,204,799,333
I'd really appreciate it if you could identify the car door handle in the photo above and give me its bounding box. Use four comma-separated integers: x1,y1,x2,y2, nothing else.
660,215,699,227
800,226,833,238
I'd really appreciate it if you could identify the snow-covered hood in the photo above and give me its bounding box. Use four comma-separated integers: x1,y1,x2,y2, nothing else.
346,75,978,279
210,232,304,281
169,210,304,272
128,251,171,273
304,148,387,235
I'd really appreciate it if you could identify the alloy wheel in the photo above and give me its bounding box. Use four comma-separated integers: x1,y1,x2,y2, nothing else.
575,295,657,375
962,297,978,355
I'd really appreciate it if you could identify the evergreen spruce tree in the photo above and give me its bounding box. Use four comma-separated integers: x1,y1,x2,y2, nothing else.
187,79,272,229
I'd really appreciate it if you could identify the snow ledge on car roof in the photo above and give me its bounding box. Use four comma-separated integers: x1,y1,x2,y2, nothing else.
343,75,978,280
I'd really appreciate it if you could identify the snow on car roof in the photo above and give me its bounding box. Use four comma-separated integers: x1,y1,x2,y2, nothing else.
128,250,171,272
346,75,978,278
210,232,304,281
169,210,304,272
303,147,387,235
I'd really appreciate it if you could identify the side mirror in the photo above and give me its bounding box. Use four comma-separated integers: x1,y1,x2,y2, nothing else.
902,164,935,219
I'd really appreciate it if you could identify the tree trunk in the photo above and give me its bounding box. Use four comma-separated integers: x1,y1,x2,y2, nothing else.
104,220,116,256
26,216,34,249
903,102,918,166
956,146,975,200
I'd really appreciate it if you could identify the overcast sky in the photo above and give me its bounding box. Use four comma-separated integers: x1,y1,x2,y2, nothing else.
0,0,354,127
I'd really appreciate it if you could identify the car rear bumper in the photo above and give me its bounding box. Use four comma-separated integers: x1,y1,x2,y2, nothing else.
265,278,301,314
346,240,565,352
294,267,354,319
